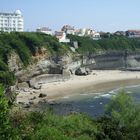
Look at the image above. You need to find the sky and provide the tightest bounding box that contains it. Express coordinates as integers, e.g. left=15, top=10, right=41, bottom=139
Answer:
left=0, top=0, right=140, bottom=32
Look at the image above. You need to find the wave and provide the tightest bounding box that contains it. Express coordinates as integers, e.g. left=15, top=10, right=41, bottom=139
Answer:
left=80, top=93, right=89, bottom=96
left=125, top=84, right=140, bottom=89
left=108, top=87, right=121, bottom=94
left=62, top=96, right=70, bottom=99
left=100, top=93, right=112, bottom=98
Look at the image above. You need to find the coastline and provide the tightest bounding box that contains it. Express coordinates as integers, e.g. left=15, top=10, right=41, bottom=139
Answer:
left=16, top=70, right=140, bottom=105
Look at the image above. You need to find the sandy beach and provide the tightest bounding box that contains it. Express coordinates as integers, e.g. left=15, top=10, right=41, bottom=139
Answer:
left=16, top=70, right=140, bottom=104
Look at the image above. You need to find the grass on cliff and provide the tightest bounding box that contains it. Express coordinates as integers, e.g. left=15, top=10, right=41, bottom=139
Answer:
left=0, top=32, right=70, bottom=66
left=0, top=32, right=71, bottom=86
left=68, top=34, right=140, bottom=54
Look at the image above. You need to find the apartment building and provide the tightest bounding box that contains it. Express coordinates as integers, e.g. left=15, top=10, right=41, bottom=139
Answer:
left=36, top=27, right=53, bottom=35
left=0, top=10, right=24, bottom=32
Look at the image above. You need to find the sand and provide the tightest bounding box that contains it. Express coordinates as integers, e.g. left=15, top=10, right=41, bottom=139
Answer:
left=16, top=70, right=140, bottom=104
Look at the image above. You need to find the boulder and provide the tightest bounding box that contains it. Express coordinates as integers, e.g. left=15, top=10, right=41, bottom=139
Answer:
left=85, top=68, right=92, bottom=75
left=17, top=82, right=29, bottom=90
left=29, top=96, right=36, bottom=100
left=75, top=67, right=88, bottom=76
left=24, top=103, right=31, bottom=108
left=29, top=101, right=34, bottom=105
left=38, top=93, right=47, bottom=98
left=33, top=84, right=42, bottom=90
left=18, top=101, right=25, bottom=105
left=18, top=102, right=31, bottom=108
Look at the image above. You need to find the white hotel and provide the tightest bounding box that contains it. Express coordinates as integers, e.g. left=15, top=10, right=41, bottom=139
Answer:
left=0, top=10, right=24, bottom=32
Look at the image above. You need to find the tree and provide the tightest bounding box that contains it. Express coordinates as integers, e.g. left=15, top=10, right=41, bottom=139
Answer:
left=98, top=92, right=140, bottom=140
left=0, top=85, right=12, bottom=139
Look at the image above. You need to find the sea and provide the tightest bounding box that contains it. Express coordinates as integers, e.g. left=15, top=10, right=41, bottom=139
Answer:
left=49, top=85, right=140, bottom=118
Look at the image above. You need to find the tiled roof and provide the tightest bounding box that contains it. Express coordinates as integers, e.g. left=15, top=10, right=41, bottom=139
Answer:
left=127, top=30, right=140, bottom=34
left=62, top=25, right=75, bottom=30
left=38, top=27, right=52, bottom=31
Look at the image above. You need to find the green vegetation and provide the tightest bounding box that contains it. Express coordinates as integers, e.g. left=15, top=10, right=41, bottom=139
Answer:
left=0, top=32, right=70, bottom=66
left=0, top=85, right=15, bottom=140
left=98, top=92, right=140, bottom=140
left=0, top=85, right=139, bottom=140
left=68, top=34, right=140, bottom=54
left=0, top=32, right=70, bottom=86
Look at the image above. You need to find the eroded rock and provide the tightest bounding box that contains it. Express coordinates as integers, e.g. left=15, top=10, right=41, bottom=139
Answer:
left=17, top=82, right=29, bottom=90
left=75, top=67, right=89, bottom=75
left=38, top=93, right=47, bottom=98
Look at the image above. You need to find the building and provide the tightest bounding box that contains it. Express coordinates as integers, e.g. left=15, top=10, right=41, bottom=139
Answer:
left=55, top=31, right=70, bottom=43
left=0, top=10, right=24, bottom=32
left=75, top=29, right=82, bottom=36
left=114, top=31, right=126, bottom=36
left=36, top=27, right=53, bottom=35
left=92, top=32, right=101, bottom=40
left=75, top=28, right=100, bottom=40
left=126, top=30, right=140, bottom=38
left=61, top=25, right=75, bottom=35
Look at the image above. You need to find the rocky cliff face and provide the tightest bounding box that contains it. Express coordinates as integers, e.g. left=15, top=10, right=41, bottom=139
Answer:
left=126, top=54, right=140, bottom=68
left=8, top=52, right=82, bottom=89
left=8, top=51, right=23, bottom=72
left=87, top=51, right=140, bottom=70
left=8, top=50, right=140, bottom=90
left=92, top=52, right=125, bottom=70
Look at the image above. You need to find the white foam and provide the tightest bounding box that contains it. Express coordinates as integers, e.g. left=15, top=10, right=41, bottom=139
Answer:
left=94, top=96, right=100, bottom=99
left=125, top=84, right=140, bottom=89
left=100, top=93, right=112, bottom=98
left=109, top=88, right=121, bottom=94
left=62, top=96, right=70, bottom=99
left=127, top=91, right=132, bottom=94
left=80, top=93, right=88, bottom=96
left=108, top=84, right=140, bottom=95
left=89, top=92, right=102, bottom=95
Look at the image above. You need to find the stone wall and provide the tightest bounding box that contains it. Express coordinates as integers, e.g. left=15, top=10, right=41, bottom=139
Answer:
left=29, top=74, right=70, bottom=89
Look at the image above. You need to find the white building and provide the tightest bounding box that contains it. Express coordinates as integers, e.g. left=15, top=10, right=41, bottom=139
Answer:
left=75, top=28, right=92, bottom=36
left=36, top=27, right=53, bottom=35
left=92, top=32, right=100, bottom=40
left=55, top=31, right=70, bottom=43
left=0, top=10, right=24, bottom=32
left=75, top=28, right=100, bottom=40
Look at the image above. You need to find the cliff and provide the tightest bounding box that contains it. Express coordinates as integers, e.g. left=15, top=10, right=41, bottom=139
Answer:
left=8, top=50, right=140, bottom=91
left=90, top=51, right=140, bottom=70
left=1, top=32, right=140, bottom=91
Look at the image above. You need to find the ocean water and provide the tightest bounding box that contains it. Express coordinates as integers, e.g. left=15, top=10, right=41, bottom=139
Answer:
left=50, top=85, right=140, bottom=118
